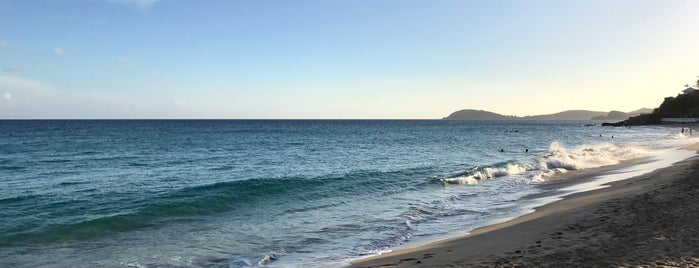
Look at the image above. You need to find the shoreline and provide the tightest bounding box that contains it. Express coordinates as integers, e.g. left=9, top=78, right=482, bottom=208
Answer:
left=351, top=148, right=699, bottom=267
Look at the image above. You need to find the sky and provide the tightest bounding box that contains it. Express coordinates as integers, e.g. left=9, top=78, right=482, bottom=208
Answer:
left=1, top=0, right=698, bottom=119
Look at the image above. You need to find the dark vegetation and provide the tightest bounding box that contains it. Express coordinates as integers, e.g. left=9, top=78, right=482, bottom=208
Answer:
left=607, top=90, right=699, bottom=126
left=592, top=109, right=653, bottom=120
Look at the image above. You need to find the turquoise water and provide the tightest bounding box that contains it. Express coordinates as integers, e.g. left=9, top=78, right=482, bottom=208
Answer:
left=0, top=120, right=691, bottom=267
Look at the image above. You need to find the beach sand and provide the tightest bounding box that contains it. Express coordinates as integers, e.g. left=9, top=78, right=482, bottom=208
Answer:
left=352, top=150, right=699, bottom=267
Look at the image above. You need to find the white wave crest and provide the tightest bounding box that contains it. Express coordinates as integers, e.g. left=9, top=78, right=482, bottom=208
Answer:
left=528, top=168, right=568, bottom=183
left=670, top=132, right=689, bottom=139
left=537, top=141, right=646, bottom=170
left=440, top=164, right=531, bottom=185
left=441, top=141, right=647, bottom=185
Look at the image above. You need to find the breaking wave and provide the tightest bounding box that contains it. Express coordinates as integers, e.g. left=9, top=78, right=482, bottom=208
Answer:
left=440, top=141, right=647, bottom=185
left=439, top=163, right=531, bottom=185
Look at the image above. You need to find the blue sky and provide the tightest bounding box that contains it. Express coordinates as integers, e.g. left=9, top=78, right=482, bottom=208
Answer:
left=1, top=0, right=698, bottom=119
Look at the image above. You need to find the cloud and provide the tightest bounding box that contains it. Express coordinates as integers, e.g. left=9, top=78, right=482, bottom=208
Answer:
left=0, top=41, right=11, bottom=53
left=0, top=74, right=175, bottom=119
left=53, top=47, right=66, bottom=56
left=0, top=75, right=52, bottom=91
left=108, top=0, right=160, bottom=8
left=0, top=75, right=53, bottom=113
left=117, top=57, right=132, bottom=63
left=4, top=68, right=26, bottom=74
left=0, top=75, right=129, bottom=118
left=172, top=98, right=188, bottom=109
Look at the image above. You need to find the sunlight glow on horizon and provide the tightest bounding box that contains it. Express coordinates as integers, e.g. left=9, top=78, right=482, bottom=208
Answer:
left=1, top=0, right=698, bottom=119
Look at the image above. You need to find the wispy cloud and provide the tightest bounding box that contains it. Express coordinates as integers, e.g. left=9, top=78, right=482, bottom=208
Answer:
left=109, top=0, right=160, bottom=9
left=0, top=41, right=11, bottom=53
left=0, top=75, right=52, bottom=111
left=172, top=98, right=188, bottom=109
left=0, top=75, right=53, bottom=93
left=4, top=68, right=26, bottom=74
left=0, top=74, right=166, bottom=119
left=117, top=57, right=133, bottom=63
left=53, top=47, right=66, bottom=56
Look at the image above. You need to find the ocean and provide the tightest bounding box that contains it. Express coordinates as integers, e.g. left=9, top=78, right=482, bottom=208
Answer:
left=0, top=120, right=695, bottom=267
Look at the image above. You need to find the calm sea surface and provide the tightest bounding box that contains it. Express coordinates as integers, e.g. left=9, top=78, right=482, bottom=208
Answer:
left=0, top=120, right=693, bottom=267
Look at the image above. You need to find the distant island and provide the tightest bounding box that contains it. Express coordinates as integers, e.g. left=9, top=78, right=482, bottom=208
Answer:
left=444, top=77, right=699, bottom=123
left=442, top=109, right=652, bottom=121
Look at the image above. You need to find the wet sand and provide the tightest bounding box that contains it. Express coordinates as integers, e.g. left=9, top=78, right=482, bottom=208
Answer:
left=352, top=151, right=699, bottom=267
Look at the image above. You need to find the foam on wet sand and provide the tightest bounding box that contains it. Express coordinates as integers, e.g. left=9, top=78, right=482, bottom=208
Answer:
left=351, top=145, right=699, bottom=267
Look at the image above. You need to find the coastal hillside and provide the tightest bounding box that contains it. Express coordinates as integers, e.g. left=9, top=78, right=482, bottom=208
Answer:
left=442, top=109, right=640, bottom=120
left=522, top=110, right=607, bottom=120
left=442, top=109, right=517, bottom=120
left=591, top=108, right=654, bottom=120
left=618, top=89, right=699, bottom=125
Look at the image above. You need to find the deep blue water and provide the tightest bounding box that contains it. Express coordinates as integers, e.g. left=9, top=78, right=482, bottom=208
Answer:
left=0, top=120, right=690, bottom=267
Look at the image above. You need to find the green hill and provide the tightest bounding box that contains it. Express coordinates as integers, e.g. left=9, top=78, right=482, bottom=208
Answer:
left=611, top=90, right=699, bottom=125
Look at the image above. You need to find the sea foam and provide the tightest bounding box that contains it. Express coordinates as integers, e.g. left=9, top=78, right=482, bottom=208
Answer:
left=440, top=164, right=531, bottom=185
left=441, top=141, right=647, bottom=185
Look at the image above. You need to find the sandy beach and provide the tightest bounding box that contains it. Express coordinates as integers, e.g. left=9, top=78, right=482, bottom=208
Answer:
left=352, top=150, right=699, bottom=267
